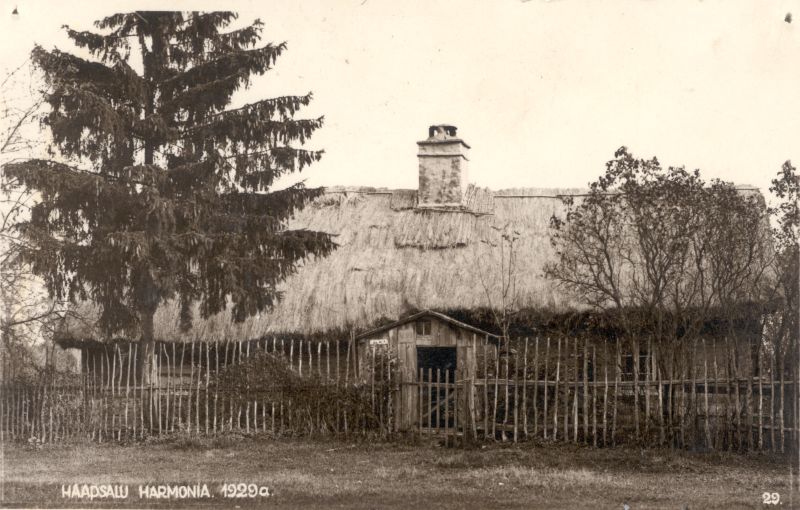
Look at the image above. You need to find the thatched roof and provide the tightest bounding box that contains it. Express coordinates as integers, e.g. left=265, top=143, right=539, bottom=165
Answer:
left=57, top=185, right=591, bottom=345
left=56, top=183, right=768, bottom=346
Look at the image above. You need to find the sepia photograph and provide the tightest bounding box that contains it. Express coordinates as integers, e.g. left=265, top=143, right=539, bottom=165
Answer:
left=0, top=0, right=798, bottom=508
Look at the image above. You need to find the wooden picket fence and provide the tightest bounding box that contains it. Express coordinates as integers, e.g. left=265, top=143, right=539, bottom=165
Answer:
left=0, top=337, right=395, bottom=443
left=1, top=335, right=798, bottom=452
left=409, top=336, right=800, bottom=451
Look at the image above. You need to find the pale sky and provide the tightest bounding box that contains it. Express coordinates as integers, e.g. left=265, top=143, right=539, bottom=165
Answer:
left=2, top=0, right=798, bottom=198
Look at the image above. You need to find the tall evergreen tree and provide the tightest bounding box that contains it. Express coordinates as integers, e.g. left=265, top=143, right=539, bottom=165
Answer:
left=3, top=11, right=334, bottom=381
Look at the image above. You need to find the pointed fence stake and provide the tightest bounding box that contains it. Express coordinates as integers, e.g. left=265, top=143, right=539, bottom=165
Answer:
left=583, top=337, right=589, bottom=444
left=513, top=343, right=519, bottom=443
left=543, top=337, right=550, bottom=440
left=553, top=338, right=561, bottom=442
left=532, top=337, right=540, bottom=440
left=522, top=337, right=529, bottom=439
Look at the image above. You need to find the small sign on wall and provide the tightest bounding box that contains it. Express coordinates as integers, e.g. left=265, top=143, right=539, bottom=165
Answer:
left=369, top=338, right=388, bottom=346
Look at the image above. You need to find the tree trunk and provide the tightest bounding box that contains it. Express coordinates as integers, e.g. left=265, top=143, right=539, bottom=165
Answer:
left=137, top=310, right=156, bottom=386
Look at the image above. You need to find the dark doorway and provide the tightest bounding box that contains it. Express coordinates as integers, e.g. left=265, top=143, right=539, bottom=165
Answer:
left=417, top=346, right=457, bottom=429
left=417, top=346, right=456, bottom=381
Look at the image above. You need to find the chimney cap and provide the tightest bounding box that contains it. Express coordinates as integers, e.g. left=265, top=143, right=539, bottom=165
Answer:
left=428, top=125, right=458, bottom=138
left=418, top=124, right=471, bottom=148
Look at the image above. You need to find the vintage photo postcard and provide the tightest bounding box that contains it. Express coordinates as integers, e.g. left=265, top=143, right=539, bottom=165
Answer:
left=1, top=0, right=798, bottom=508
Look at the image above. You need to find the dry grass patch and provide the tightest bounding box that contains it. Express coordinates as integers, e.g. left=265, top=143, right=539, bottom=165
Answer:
left=1, top=439, right=793, bottom=509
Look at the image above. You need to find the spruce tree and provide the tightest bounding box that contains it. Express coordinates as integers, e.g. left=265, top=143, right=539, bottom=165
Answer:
left=3, top=11, right=334, bottom=382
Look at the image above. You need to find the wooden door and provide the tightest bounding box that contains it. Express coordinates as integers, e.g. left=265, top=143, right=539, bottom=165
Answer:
left=397, top=324, right=417, bottom=431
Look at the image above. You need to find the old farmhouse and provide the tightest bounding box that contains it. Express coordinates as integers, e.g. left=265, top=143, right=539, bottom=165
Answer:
left=49, top=125, right=778, bottom=446
left=59, top=124, right=595, bottom=367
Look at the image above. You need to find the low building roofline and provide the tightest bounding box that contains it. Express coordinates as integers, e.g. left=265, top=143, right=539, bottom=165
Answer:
left=355, top=309, right=499, bottom=341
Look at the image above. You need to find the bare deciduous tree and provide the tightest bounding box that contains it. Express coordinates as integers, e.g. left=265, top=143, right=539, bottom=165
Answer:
left=1, top=60, right=75, bottom=377
left=764, top=161, right=799, bottom=376
left=546, top=147, right=772, bottom=380
left=476, top=222, right=521, bottom=345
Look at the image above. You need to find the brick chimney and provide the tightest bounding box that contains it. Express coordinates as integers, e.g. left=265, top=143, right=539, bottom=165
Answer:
left=417, top=125, right=470, bottom=207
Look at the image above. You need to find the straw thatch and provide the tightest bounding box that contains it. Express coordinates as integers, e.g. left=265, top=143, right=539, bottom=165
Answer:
left=57, top=184, right=591, bottom=345
left=55, top=183, right=767, bottom=345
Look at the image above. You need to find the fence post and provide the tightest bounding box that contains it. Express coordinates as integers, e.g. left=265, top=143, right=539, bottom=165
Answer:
left=731, top=342, right=742, bottom=451
left=583, top=337, right=589, bottom=444
left=12, top=384, right=16, bottom=440
left=532, top=337, right=539, bottom=441
left=386, top=341, right=392, bottom=435
left=206, top=342, right=211, bottom=436
left=513, top=342, right=519, bottom=443
left=603, top=343, right=608, bottom=446
left=157, top=344, right=165, bottom=435
left=352, top=331, right=359, bottom=382
left=780, top=349, right=786, bottom=453
left=454, top=367, right=460, bottom=442
left=613, top=342, right=620, bottom=446
left=572, top=337, right=577, bottom=443
left=161, top=344, right=169, bottom=435
left=633, top=337, right=640, bottom=443
left=483, top=336, right=489, bottom=440
left=170, top=343, right=178, bottom=433
left=124, top=343, right=131, bottom=439
left=418, top=368, right=424, bottom=436
left=317, top=342, right=322, bottom=380
left=298, top=339, right=303, bottom=377
left=690, top=340, right=697, bottom=448
left=493, top=344, right=499, bottom=440
left=343, top=337, right=350, bottom=385
left=326, top=341, right=331, bottom=382
left=444, top=369, right=450, bottom=445
left=758, top=347, right=764, bottom=450
left=543, top=337, right=550, bottom=440
left=235, top=342, right=241, bottom=431
left=50, top=372, right=57, bottom=443
left=503, top=344, right=509, bottom=441
left=713, top=338, right=720, bottom=450
left=0, top=375, right=4, bottom=442
left=522, top=337, right=529, bottom=440
left=102, top=346, right=109, bottom=441
left=592, top=345, right=597, bottom=447
left=466, top=372, right=478, bottom=441
left=746, top=348, right=753, bottom=450
left=645, top=337, right=652, bottom=440
left=371, top=346, right=376, bottom=412
left=679, top=348, right=686, bottom=448
left=111, top=344, right=118, bottom=441
left=703, top=339, right=711, bottom=449
left=335, top=339, right=340, bottom=388
left=436, top=368, right=441, bottom=435
left=428, top=368, right=433, bottom=434
left=188, top=342, right=194, bottom=435
left=656, top=346, right=665, bottom=446
left=214, top=341, right=219, bottom=435
left=553, top=338, right=561, bottom=442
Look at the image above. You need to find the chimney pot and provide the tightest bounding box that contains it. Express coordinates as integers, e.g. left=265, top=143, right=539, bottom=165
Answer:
left=428, top=125, right=458, bottom=139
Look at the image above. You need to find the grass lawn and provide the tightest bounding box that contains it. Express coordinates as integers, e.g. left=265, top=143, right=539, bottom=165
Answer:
left=0, top=436, right=794, bottom=509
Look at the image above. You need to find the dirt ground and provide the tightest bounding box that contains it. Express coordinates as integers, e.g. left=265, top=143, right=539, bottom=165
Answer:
left=0, top=436, right=794, bottom=509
